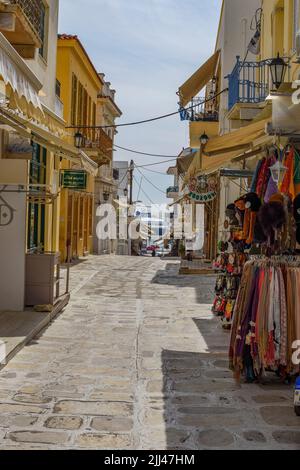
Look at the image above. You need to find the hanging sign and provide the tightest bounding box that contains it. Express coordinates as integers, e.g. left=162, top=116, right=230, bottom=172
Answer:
left=189, top=191, right=217, bottom=202
left=187, top=175, right=217, bottom=202
left=61, top=170, right=87, bottom=190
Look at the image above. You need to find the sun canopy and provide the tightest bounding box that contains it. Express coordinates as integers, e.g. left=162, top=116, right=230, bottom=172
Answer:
left=0, top=32, right=43, bottom=120
left=204, top=119, right=269, bottom=157
left=0, top=107, right=99, bottom=176
left=178, top=50, right=220, bottom=108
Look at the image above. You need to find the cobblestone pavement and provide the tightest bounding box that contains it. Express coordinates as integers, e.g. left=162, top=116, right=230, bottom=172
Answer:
left=0, top=256, right=299, bottom=450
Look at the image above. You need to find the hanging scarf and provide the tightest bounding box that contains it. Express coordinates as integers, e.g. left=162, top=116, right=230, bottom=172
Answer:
left=280, top=147, right=295, bottom=199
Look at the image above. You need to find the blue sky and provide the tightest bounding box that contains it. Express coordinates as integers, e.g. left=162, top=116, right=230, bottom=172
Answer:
left=59, top=0, right=222, bottom=204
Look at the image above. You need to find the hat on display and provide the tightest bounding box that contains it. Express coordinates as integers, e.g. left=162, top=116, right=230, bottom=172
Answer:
left=258, top=201, right=287, bottom=237
left=225, top=204, right=239, bottom=226
left=269, top=192, right=285, bottom=205
left=296, top=225, right=300, bottom=244
left=244, top=192, right=262, bottom=212
left=253, top=218, right=267, bottom=243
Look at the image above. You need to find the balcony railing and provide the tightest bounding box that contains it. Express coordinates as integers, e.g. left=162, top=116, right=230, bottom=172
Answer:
left=9, top=0, right=44, bottom=41
left=227, top=56, right=290, bottom=111
left=180, top=97, right=219, bottom=122
left=81, top=128, right=113, bottom=160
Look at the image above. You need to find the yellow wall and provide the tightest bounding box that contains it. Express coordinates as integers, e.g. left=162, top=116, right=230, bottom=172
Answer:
left=57, top=38, right=102, bottom=136
left=57, top=38, right=99, bottom=260
left=260, top=0, right=300, bottom=81
left=189, top=121, right=219, bottom=148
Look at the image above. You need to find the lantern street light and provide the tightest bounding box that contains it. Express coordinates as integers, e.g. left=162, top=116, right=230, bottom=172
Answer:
left=74, top=131, right=84, bottom=149
left=200, top=132, right=209, bottom=146
left=103, top=191, right=110, bottom=202
left=123, top=188, right=128, bottom=198
left=269, top=53, right=288, bottom=90
left=270, top=160, right=288, bottom=185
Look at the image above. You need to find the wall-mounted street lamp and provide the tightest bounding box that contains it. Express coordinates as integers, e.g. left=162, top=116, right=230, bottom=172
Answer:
left=103, top=191, right=110, bottom=202
left=74, top=131, right=84, bottom=149
left=200, top=132, right=209, bottom=146
left=123, top=188, right=128, bottom=197
left=269, top=53, right=288, bottom=90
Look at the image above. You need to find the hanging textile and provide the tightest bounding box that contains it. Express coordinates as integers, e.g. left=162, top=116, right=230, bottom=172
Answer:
left=229, top=257, right=300, bottom=381
left=280, top=147, right=296, bottom=200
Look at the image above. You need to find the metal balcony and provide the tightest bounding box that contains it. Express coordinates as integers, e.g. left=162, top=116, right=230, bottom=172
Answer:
left=0, top=0, right=44, bottom=57
left=180, top=97, right=219, bottom=122
left=81, top=128, right=113, bottom=165
left=227, top=56, right=289, bottom=111
left=10, top=0, right=43, bottom=38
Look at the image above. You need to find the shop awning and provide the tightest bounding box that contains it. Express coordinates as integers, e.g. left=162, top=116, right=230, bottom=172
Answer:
left=184, top=118, right=270, bottom=180
left=204, top=118, right=269, bottom=157
left=177, top=148, right=197, bottom=175
left=178, top=50, right=220, bottom=107
left=0, top=32, right=43, bottom=120
left=0, top=107, right=99, bottom=176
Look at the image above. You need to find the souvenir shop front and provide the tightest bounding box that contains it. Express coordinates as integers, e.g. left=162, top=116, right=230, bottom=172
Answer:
left=212, top=142, right=300, bottom=388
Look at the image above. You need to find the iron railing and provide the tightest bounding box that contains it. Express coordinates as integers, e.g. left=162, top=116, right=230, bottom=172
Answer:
left=81, top=128, right=113, bottom=159
left=9, top=0, right=44, bottom=40
left=227, top=56, right=290, bottom=110
left=180, top=97, right=219, bottom=122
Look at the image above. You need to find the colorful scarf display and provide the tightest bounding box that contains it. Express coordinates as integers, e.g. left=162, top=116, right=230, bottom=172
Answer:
left=229, top=258, right=300, bottom=379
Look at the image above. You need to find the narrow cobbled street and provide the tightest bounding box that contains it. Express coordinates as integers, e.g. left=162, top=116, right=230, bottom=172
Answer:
left=0, top=256, right=298, bottom=450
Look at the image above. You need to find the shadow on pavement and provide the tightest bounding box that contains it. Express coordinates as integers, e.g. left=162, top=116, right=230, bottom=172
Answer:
left=151, top=262, right=216, bottom=306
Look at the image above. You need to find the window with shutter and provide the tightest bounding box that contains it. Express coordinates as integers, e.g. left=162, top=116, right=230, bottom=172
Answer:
left=71, top=74, right=78, bottom=126
left=294, top=0, right=300, bottom=51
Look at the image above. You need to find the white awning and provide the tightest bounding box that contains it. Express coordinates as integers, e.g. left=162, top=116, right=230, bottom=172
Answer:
left=79, top=150, right=99, bottom=177
left=0, top=32, right=43, bottom=119
left=0, top=107, right=99, bottom=176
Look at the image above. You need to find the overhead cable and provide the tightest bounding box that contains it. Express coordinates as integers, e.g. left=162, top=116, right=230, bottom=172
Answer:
left=113, top=144, right=177, bottom=158
left=66, top=88, right=228, bottom=130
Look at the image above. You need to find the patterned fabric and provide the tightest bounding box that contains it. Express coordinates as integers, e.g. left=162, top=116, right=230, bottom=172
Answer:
left=230, top=259, right=300, bottom=378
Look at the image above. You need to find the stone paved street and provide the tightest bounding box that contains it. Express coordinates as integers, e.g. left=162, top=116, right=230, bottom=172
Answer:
left=0, top=256, right=299, bottom=450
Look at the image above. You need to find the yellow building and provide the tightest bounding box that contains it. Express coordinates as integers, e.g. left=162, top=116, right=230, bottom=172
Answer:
left=56, top=35, right=106, bottom=261
left=0, top=1, right=97, bottom=310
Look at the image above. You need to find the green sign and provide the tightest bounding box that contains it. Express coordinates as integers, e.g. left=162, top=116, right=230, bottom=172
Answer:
left=189, top=191, right=217, bottom=202
left=61, top=170, right=87, bottom=190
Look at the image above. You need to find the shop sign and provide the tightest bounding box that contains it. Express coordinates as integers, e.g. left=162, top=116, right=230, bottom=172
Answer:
left=188, top=175, right=217, bottom=202
left=61, top=170, right=87, bottom=190
left=4, top=133, right=33, bottom=160
left=189, top=191, right=217, bottom=202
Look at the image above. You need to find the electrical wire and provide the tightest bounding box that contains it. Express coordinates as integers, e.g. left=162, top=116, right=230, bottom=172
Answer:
left=136, top=176, right=143, bottom=201
left=114, top=169, right=129, bottom=190
left=134, top=158, right=177, bottom=168
left=133, top=175, right=154, bottom=204
left=113, top=144, right=177, bottom=158
left=66, top=88, right=228, bottom=130
left=139, top=167, right=170, bottom=176
left=135, top=165, right=166, bottom=195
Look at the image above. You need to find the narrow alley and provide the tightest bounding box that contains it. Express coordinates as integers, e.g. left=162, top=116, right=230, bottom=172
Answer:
left=0, top=256, right=298, bottom=450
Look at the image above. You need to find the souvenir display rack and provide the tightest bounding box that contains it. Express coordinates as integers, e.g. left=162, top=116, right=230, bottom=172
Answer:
left=227, top=144, right=300, bottom=383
